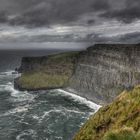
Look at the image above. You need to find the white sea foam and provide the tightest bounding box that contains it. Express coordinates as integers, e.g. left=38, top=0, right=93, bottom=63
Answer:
left=4, top=82, right=19, bottom=95
left=41, top=108, right=84, bottom=118
left=41, top=109, right=62, bottom=119
left=1, top=82, right=36, bottom=102
left=51, top=108, right=85, bottom=115
left=0, top=70, right=18, bottom=76
left=16, top=129, right=36, bottom=140
left=0, top=105, right=29, bottom=117
left=33, top=108, right=85, bottom=123
left=37, top=109, right=64, bottom=122
left=64, top=109, right=85, bottom=114
left=0, top=70, right=33, bottom=101
left=56, top=89, right=101, bottom=112
left=0, top=82, right=13, bottom=91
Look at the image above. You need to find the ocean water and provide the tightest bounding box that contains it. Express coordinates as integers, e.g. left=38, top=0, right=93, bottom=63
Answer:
left=0, top=49, right=100, bottom=140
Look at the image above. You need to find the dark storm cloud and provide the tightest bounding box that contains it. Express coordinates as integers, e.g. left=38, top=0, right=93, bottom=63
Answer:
left=91, top=0, right=110, bottom=11
left=119, top=32, right=140, bottom=43
left=9, top=0, right=99, bottom=26
left=0, top=0, right=111, bottom=26
left=0, top=0, right=140, bottom=26
left=0, top=11, right=8, bottom=23
left=100, top=0, right=140, bottom=23
left=101, top=8, right=140, bottom=23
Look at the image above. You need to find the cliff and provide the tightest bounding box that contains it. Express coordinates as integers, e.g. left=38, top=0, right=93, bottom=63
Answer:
left=15, top=44, right=140, bottom=104
left=72, top=86, right=140, bottom=140
left=68, top=44, right=140, bottom=104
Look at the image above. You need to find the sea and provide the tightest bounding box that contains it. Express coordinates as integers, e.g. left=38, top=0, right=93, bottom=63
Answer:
left=0, top=43, right=100, bottom=140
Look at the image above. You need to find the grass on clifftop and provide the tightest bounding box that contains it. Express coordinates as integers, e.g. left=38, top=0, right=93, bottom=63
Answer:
left=47, top=51, right=79, bottom=63
left=18, top=72, right=69, bottom=89
left=73, top=86, right=140, bottom=140
left=17, top=51, right=79, bottom=89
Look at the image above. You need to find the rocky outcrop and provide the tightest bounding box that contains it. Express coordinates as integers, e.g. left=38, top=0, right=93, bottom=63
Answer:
left=67, top=44, right=140, bottom=104
left=15, top=44, right=140, bottom=104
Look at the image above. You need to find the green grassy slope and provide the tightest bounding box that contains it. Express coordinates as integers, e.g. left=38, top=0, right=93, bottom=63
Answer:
left=73, top=86, right=140, bottom=140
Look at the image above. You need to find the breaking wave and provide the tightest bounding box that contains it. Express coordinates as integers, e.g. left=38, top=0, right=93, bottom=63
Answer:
left=1, top=82, right=36, bottom=102
left=57, top=89, right=101, bottom=111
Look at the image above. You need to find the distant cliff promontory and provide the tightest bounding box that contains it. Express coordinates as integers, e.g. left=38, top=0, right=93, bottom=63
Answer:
left=14, top=52, right=79, bottom=91
left=15, top=44, right=140, bottom=104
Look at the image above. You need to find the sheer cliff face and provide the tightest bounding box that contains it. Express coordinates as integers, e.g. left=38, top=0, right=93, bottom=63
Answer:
left=68, top=44, right=140, bottom=104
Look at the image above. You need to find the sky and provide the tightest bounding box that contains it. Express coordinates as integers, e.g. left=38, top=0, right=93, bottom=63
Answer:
left=0, top=0, right=140, bottom=49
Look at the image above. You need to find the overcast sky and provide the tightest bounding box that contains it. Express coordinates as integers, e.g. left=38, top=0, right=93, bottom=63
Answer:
left=0, top=0, right=140, bottom=48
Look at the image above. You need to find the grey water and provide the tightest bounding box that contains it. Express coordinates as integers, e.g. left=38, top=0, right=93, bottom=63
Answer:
left=0, top=48, right=99, bottom=140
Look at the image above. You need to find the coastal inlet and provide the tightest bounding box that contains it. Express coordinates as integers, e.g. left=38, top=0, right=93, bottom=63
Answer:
left=0, top=70, right=100, bottom=140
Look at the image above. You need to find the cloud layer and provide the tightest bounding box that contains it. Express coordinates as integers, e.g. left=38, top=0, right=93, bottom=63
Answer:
left=0, top=0, right=140, bottom=26
left=0, top=0, right=140, bottom=46
left=0, top=20, right=140, bottom=44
